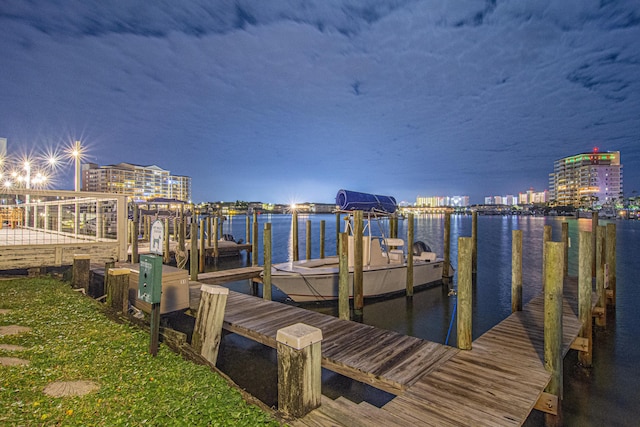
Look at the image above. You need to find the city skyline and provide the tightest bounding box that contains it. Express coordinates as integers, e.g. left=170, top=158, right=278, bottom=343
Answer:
left=1, top=2, right=639, bottom=204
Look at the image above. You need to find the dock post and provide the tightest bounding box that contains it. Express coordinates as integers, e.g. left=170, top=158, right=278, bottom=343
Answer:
left=207, top=216, right=212, bottom=248
left=338, top=232, right=349, bottom=320
left=306, top=219, right=312, bottom=260
left=213, top=217, right=219, bottom=259
left=511, top=230, right=523, bottom=312
left=578, top=230, right=593, bottom=367
left=406, top=213, right=414, bottom=297
left=163, top=218, right=170, bottom=264
left=606, top=223, right=616, bottom=308
left=246, top=214, right=250, bottom=249
left=335, top=212, right=340, bottom=255
left=591, top=211, right=598, bottom=277
left=443, top=211, right=451, bottom=285
left=353, top=210, right=364, bottom=315
left=199, top=219, right=206, bottom=272
left=471, top=211, right=478, bottom=276
left=263, top=223, right=272, bottom=301
left=252, top=212, right=258, bottom=267
left=595, top=226, right=607, bottom=327
left=132, top=205, right=139, bottom=264
left=544, top=241, right=564, bottom=426
left=106, top=268, right=130, bottom=314
left=190, top=222, right=198, bottom=281
left=457, top=237, right=472, bottom=350
left=72, top=254, right=91, bottom=292
left=292, top=211, right=299, bottom=262
left=192, top=284, right=229, bottom=366
left=543, top=225, right=552, bottom=280
left=562, top=222, right=569, bottom=277
left=276, top=323, right=323, bottom=418
left=320, top=220, right=325, bottom=259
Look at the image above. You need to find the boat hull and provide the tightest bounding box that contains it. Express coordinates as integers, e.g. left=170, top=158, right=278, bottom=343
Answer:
left=270, top=257, right=444, bottom=302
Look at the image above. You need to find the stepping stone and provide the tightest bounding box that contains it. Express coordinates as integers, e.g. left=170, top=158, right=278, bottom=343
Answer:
left=0, top=357, right=29, bottom=366
left=0, top=325, right=32, bottom=336
left=0, top=309, right=11, bottom=315
left=0, top=344, right=27, bottom=351
left=43, top=380, right=100, bottom=397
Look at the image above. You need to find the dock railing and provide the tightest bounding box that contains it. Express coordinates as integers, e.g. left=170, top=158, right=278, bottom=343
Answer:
left=0, top=189, right=128, bottom=269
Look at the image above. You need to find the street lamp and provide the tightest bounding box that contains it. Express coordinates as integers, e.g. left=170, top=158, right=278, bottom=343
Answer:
left=71, top=140, right=82, bottom=192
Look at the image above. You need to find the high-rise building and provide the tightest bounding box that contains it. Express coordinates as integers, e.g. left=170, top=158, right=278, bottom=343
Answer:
left=82, top=162, right=191, bottom=202
left=549, top=149, right=622, bottom=207
left=416, top=195, right=469, bottom=207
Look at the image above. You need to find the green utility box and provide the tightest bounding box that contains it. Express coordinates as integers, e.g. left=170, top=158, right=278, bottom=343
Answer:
left=138, top=254, right=163, bottom=304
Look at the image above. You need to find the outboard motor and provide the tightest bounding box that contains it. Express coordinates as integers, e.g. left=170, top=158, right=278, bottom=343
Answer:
left=413, top=241, right=431, bottom=256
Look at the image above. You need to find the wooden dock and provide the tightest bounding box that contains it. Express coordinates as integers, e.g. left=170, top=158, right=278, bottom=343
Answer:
left=196, top=267, right=263, bottom=286
left=189, top=276, right=585, bottom=426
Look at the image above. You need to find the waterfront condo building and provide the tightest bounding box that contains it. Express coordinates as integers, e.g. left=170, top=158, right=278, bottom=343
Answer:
left=82, top=162, right=191, bottom=202
left=548, top=149, right=622, bottom=207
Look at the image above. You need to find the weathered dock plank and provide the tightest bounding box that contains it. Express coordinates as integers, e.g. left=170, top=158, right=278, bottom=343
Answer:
left=197, top=267, right=263, bottom=285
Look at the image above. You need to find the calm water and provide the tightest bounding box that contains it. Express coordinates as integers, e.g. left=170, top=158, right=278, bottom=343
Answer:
left=210, top=213, right=640, bottom=426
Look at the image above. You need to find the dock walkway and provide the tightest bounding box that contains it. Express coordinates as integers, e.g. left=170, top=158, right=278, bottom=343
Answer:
left=191, top=276, right=583, bottom=426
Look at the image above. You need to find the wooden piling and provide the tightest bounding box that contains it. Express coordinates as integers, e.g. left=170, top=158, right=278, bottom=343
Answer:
left=353, top=210, right=364, bottom=315
left=190, top=222, right=198, bottom=281
left=207, top=216, right=212, bottom=248
left=335, top=212, right=340, bottom=255
left=591, top=211, right=598, bottom=277
left=606, top=223, right=616, bottom=308
left=443, top=212, right=451, bottom=285
left=72, top=254, right=90, bottom=292
left=292, top=211, right=299, bottom=262
left=252, top=212, right=258, bottom=267
left=306, top=219, right=312, bottom=260
left=103, top=259, right=115, bottom=299
left=276, top=323, right=323, bottom=418
left=132, top=205, right=139, bottom=264
left=192, top=284, right=229, bottom=366
left=163, top=218, right=170, bottom=264
left=406, top=213, right=414, bottom=297
left=471, top=211, right=478, bottom=275
left=562, top=222, right=569, bottom=278
left=457, top=237, right=472, bottom=350
left=543, top=225, right=552, bottom=280
left=246, top=214, right=251, bottom=249
left=595, top=225, right=607, bottom=327
left=199, top=219, right=206, bottom=272
left=263, top=223, right=272, bottom=301
left=511, top=230, right=523, bottom=312
left=213, top=217, right=219, bottom=258
left=320, top=220, right=325, bottom=259
left=578, top=230, right=593, bottom=367
left=338, top=232, right=349, bottom=320
left=543, top=241, right=564, bottom=426
left=106, top=268, right=129, bottom=314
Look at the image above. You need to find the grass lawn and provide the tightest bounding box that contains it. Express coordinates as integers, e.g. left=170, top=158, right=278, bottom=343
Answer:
left=0, top=277, right=281, bottom=426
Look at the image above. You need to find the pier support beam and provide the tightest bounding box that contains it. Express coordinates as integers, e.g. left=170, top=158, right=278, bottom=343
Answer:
left=320, top=220, right=326, bottom=259
left=457, top=237, right=472, bottom=350
left=544, top=241, right=564, bottom=426
left=263, top=223, right=272, bottom=301
left=277, top=323, right=322, bottom=418
left=252, top=212, right=258, bottom=267
left=353, top=210, right=364, bottom=315
left=72, top=254, right=91, bottom=292
left=106, top=268, right=130, bottom=314
left=306, top=219, right=312, bottom=260
left=406, top=213, right=414, bottom=297
left=595, top=226, right=607, bottom=328
left=606, top=223, right=616, bottom=308
left=562, top=222, right=569, bottom=277
left=338, top=232, right=349, bottom=320
left=511, top=230, right=522, bottom=312
left=192, top=284, right=229, bottom=366
left=443, top=212, right=451, bottom=286
left=471, top=211, right=478, bottom=276
left=292, top=211, right=299, bottom=262
left=578, top=230, right=593, bottom=367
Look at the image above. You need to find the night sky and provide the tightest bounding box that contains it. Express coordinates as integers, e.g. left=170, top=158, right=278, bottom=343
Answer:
left=1, top=1, right=638, bottom=204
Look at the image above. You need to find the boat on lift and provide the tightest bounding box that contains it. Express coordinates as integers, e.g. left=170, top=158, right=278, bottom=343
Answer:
left=268, top=190, right=444, bottom=302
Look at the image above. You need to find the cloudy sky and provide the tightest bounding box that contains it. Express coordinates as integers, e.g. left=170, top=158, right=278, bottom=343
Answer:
left=1, top=0, right=638, bottom=204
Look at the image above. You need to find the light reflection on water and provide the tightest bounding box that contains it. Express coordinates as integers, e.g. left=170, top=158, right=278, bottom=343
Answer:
left=212, top=214, right=640, bottom=425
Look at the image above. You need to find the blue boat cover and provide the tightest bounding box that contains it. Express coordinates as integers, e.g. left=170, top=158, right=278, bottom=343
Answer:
left=335, top=189, right=397, bottom=213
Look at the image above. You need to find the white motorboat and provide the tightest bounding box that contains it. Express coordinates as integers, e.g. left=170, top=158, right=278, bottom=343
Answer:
left=269, top=210, right=444, bottom=303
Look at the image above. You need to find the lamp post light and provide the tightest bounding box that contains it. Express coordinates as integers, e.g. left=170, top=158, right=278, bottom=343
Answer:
left=71, top=140, right=82, bottom=192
